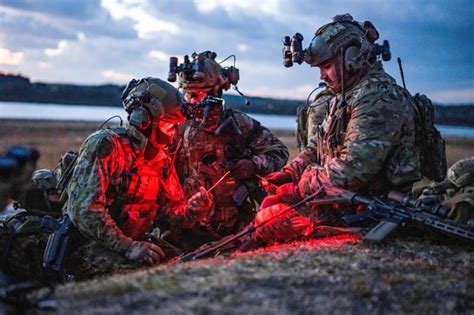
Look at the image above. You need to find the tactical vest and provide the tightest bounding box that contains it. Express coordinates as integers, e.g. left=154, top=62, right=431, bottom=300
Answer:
left=314, top=67, right=421, bottom=193
left=315, top=96, right=347, bottom=169
left=175, top=112, right=254, bottom=236
left=105, top=128, right=181, bottom=240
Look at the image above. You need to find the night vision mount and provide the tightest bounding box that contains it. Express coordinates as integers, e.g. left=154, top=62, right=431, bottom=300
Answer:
left=167, top=51, right=240, bottom=87
left=282, top=33, right=391, bottom=68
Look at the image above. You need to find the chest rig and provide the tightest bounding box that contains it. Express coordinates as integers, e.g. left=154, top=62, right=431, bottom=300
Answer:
left=106, top=128, right=174, bottom=240
left=316, top=96, right=349, bottom=167
left=178, top=112, right=253, bottom=235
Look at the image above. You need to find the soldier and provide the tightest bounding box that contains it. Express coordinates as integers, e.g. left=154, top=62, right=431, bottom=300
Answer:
left=418, top=157, right=474, bottom=227
left=0, top=78, right=214, bottom=281
left=165, top=51, right=289, bottom=250
left=256, top=14, right=422, bottom=244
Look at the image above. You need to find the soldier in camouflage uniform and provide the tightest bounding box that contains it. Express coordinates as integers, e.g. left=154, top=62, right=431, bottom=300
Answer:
left=166, top=51, right=289, bottom=250
left=0, top=78, right=214, bottom=280
left=256, top=14, right=422, bottom=244
left=417, top=157, right=474, bottom=227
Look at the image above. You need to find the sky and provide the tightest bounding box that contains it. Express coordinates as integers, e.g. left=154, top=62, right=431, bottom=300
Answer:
left=0, top=0, right=473, bottom=104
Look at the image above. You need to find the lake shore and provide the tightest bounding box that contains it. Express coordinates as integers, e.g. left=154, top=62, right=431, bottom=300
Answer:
left=1, top=118, right=472, bottom=169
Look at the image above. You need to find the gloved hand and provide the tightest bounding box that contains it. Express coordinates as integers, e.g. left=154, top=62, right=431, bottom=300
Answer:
left=124, top=241, right=165, bottom=265
left=231, top=159, right=256, bottom=180
left=298, top=165, right=329, bottom=197
left=275, top=183, right=302, bottom=204
left=261, top=171, right=292, bottom=194
left=188, top=186, right=214, bottom=222
left=265, top=171, right=292, bottom=186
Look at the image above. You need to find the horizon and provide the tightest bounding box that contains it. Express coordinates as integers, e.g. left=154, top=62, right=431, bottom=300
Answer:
left=0, top=0, right=473, bottom=103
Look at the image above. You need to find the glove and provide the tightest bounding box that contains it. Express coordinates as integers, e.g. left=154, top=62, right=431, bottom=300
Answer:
left=275, top=183, right=302, bottom=204
left=298, top=165, right=329, bottom=197
left=231, top=159, right=256, bottom=180
left=261, top=171, right=292, bottom=194
left=124, top=241, right=165, bottom=266
left=265, top=171, right=292, bottom=186
left=188, top=186, right=214, bottom=222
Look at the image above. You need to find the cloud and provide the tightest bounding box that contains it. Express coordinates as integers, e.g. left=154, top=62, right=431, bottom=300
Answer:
left=149, top=50, right=172, bottom=62
left=102, top=69, right=134, bottom=83
left=0, top=0, right=472, bottom=104
left=1, top=0, right=102, bottom=20
left=0, top=47, right=24, bottom=65
left=44, top=40, right=68, bottom=57
left=101, top=0, right=179, bottom=39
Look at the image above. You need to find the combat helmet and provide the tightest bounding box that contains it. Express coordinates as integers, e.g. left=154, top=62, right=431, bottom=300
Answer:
left=306, top=14, right=389, bottom=72
left=178, top=51, right=235, bottom=96
left=121, top=77, right=185, bottom=130
left=447, top=157, right=474, bottom=188
left=31, top=169, right=58, bottom=191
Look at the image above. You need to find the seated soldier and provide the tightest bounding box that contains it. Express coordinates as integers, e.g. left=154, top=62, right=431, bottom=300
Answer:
left=0, top=78, right=213, bottom=281
left=256, top=14, right=422, bottom=244
left=163, top=51, right=289, bottom=250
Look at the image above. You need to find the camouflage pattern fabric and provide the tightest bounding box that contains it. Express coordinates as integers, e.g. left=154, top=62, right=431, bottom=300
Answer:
left=419, top=157, right=474, bottom=227
left=285, top=62, right=421, bottom=195
left=65, top=125, right=202, bottom=258
left=169, top=109, right=289, bottom=250
left=2, top=125, right=207, bottom=280
left=296, top=89, right=333, bottom=151
left=256, top=62, right=421, bottom=244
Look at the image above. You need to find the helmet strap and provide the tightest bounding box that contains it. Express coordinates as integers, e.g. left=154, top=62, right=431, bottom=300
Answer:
left=340, top=48, right=347, bottom=108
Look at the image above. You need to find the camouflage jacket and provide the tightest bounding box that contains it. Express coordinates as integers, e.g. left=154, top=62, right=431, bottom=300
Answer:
left=172, top=109, right=289, bottom=238
left=285, top=62, right=421, bottom=194
left=296, top=89, right=333, bottom=151
left=66, top=125, right=197, bottom=255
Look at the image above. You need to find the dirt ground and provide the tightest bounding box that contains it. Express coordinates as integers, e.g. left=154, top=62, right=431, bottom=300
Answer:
left=0, top=119, right=473, bottom=314
left=15, top=235, right=474, bottom=314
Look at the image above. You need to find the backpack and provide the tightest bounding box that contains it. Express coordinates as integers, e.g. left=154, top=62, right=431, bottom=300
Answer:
left=296, top=104, right=309, bottom=152
left=411, top=93, right=447, bottom=181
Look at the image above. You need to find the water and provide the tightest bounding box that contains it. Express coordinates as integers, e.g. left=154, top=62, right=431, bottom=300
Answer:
left=1, top=101, right=474, bottom=138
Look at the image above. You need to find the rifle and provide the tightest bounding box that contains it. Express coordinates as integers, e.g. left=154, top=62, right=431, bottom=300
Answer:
left=321, top=186, right=474, bottom=242
left=179, top=186, right=325, bottom=262
left=181, top=185, right=474, bottom=262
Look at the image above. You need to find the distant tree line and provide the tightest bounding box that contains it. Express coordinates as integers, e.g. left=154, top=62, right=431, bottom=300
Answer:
left=1, top=73, right=473, bottom=126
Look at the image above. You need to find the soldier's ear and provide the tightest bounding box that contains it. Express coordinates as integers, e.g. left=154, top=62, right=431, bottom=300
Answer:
left=344, top=45, right=362, bottom=73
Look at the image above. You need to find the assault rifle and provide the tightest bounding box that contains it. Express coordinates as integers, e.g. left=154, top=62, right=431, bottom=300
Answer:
left=179, top=186, right=326, bottom=262
left=179, top=185, right=474, bottom=261
left=323, top=186, right=474, bottom=242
